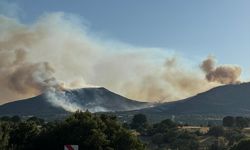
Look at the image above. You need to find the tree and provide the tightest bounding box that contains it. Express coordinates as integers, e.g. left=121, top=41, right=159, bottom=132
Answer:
left=223, top=116, right=235, bottom=127
left=147, top=118, right=199, bottom=149
left=0, top=116, right=11, bottom=122
left=27, top=117, right=45, bottom=125
left=208, top=126, right=224, bottom=137
left=28, top=111, right=145, bottom=150
left=225, top=129, right=245, bottom=146
left=9, top=121, right=40, bottom=150
left=235, top=117, right=248, bottom=128
left=0, top=122, right=11, bottom=150
left=170, top=131, right=199, bottom=150
left=149, top=119, right=177, bottom=135
left=11, top=115, right=21, bottom=123
left=209, top=137, right=227, bottom=150
left=130, top=114, right=148, bottom=132
left=113, top=129, right=145, bottom=150
left=151, top=133, right=164, bottom=146
left=231, top=139, right=250, bottom=150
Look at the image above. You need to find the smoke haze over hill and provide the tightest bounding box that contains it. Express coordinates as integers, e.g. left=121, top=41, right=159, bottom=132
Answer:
left=0, top=10, right=245, bottom=107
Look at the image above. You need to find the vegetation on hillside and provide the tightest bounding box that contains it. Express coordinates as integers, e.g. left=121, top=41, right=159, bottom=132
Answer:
left=0, top=111, right=144, bottom=150
left=1, top=113, right=250, bottom=150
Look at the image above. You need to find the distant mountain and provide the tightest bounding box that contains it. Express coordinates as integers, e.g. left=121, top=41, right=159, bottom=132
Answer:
left=139, top=82, right=250, bottom=116
left=0, top=87, right=149, bottom=117
left=2, top=83, right=250, bottom=120
left=0, top=94, right=67, bottom=118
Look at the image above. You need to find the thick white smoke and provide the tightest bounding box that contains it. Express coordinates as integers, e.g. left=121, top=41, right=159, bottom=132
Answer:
left=45, top=88, right=108, bottom=112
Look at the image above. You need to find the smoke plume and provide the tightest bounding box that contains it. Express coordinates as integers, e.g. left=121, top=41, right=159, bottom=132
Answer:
left=0, top=47, right=63, bottom=102
left=201, top=56, right=242, bottom=84
left=0, top=12, right=242, bottom=111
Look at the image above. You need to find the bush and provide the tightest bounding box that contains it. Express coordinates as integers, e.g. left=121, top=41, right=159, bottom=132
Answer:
left=151, top=133, right=164, bottom=146
left=235, top=117, right=249, bottom=128
left=208, top=126, right=224, bottom=137
left=130, top=114, right=148, bottom=133
left=170, top=131, right=199, bottom=150
left=30, top=111, right=144, bottom=150
left=231, top=139, right=250, bottom=150
left=225, top=129, right=245, bottom=146
left=149, top=119, right=177, bottom=135
left=27, top=117, right=45, bottom=125
left=0, top=112, right=145, bottom=150
left=223, top=116, right=235, bottom=127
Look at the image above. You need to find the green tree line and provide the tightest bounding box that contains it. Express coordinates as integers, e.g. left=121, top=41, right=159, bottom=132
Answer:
left=2, top=113, right=250, bottom=150
left=0, top=111, right=144, bottom=150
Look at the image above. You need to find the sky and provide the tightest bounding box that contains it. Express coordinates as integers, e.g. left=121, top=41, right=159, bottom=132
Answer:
left=7, top=0, right=248, bottom=79
left=3, top=0, right=250, bottom=78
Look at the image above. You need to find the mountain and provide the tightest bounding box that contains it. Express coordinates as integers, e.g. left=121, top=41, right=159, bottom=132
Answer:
left=0, top=87, right=149, bottom=118
left=2, top=83, right=250, bottom=120
left=138, top=82, right=250, bottom=116
left=0, top=94, right=67, bottom=118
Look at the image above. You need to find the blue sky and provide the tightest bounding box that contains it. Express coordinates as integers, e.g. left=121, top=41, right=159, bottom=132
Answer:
left=3, top=0, right=250, bottom=79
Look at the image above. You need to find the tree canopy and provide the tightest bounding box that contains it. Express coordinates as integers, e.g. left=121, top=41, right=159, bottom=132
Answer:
left=0, top=111, right=145, bottom=150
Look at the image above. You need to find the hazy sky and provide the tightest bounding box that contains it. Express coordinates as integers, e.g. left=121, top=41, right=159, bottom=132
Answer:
left=2, top=0, right=250, bottom=79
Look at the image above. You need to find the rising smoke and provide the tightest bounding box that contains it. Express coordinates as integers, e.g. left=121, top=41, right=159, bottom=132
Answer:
left=201, top=56, right=242, bottom=84
left=0, top=12, right=243, bottom=111
left=0, top=47, right=63, bottom=102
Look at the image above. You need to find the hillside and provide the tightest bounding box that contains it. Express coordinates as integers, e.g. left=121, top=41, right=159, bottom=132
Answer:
left=0, top=87, right=149, bottom=117
left=2, top=83, right=250, bottom=121
left=139, top=82, right=250, bottom=116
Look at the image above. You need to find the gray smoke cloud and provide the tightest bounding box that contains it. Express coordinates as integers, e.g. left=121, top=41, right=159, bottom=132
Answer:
left=201, top=56, right=242, bottom=84
left=0, top=12, right=241, bottom=112
left=0, top=47, right=63, bottom=102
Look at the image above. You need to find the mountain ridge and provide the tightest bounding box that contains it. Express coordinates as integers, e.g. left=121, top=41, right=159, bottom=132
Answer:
left=0, top=87, right=149, bottom=117
left=138, top=82, right=250, bottom=116
left=1, top=82, right=250, bottom=119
